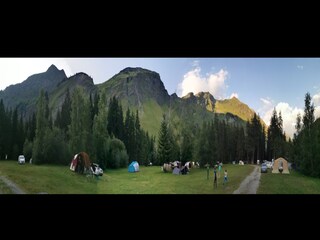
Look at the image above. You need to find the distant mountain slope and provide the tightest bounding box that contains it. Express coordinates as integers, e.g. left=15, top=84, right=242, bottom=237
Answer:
left=215, top=96, right=255, bottom=122
left=97, top=67, right=170, bottom=137
left=97, top=67, right=169, bottom=107
left=49, top=72, right=97, bottom=118
left=0, top=65, right=266, bottom=138
left=0, top=64, right=66, bottom=117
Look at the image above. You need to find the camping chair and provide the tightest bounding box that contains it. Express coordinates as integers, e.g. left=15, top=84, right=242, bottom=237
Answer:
left=86, top=165, right=101, bottom=181
left=85, top=167, right=95, bottom=181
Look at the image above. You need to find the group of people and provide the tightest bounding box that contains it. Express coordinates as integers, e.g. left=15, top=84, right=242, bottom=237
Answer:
left=213, top=162, right=228, bottom=188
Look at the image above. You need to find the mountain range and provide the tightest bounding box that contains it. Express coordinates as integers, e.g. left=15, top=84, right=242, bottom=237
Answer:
left=0, top=65, right=264, bottom=137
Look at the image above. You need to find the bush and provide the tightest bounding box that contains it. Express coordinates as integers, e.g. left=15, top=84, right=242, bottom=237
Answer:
left=93, top=136, right=110, bottom=170
left=23, top=139, right=33, bottom=162
left=107, top=138, right=128, bottom=169
left=42, top=127, right=71, bottom=165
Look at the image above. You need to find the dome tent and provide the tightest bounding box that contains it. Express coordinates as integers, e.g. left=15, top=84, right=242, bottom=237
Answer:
left=70, top=152, right=92, bottom=174
left=128, top=161, right=139, bottom=173
left=272, top=157, right=290, bottom=174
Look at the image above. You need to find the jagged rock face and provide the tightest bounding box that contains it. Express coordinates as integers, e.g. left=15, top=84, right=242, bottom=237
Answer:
left=101, top=67, right=170, bottom=106
left=50, top=72, right=96, bottom=119
left=182, top=91, right=216, bottom=111
left=58, top=72, right=94, bottom=89
left=182, top=92, right=197, bottom=104
left=195, top=92, right=216, bottom=111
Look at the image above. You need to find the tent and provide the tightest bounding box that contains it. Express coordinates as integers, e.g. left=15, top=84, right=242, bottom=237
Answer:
left=172, top=167, right=180, bottom=175
left=70, top=152, right=91, bottom=174
left=180, top=166, right=189, bottom=175
left=128, top=161, right=139, bottom=173
left=272, top=157, right=290, bottom=174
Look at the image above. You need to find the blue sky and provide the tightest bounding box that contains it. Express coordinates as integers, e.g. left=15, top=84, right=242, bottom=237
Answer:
left=1, top=58, right=320, bottom=138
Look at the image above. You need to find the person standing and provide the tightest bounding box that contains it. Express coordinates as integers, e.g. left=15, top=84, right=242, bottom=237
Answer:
left=223, top=169, right=228, bottom=185
left=218, top=162, right=222, bottom=178
left=213, top=165, right=217, bottom=188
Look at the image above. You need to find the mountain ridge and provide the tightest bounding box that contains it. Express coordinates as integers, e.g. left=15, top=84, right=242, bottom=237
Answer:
left=0, top=65, right=266, bottom=136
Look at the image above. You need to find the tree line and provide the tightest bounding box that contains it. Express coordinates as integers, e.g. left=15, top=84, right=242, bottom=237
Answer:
left=0, top=87, right=156, bottom=169
left=157, top=108, right=289, bottom=167
left=0, top=86, right=289, bottom=169
left=6, top=87, right=320, bottom=176
left=290, top=92, right=320, bottom=177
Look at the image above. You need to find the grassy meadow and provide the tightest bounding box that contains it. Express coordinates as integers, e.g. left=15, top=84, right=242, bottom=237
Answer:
left=0, top=161, right=253, bottom=194
left=258, top=169, right=320, bottom=194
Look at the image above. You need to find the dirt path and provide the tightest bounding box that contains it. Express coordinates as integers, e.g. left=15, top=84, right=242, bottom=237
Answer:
left=233, top=165, right=261, bottom=194
left=0, top=176, right=26, bottom=194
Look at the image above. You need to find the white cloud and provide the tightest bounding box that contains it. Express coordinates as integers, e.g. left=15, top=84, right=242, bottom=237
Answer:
left=0, top=58, right=73, bottom=90
left=258, top=97, right=274, bottom=119
left=259, top=94, right=320, bottom=138
left=312, top=93, right=320, bottom=106
left=315, top=106, right=320, bottom=119
left=177, top=66, right=228, bottom=99
left=297, top=65, right=304, bottom=70
left=261, top=100, right=303, bottom=139
left=229, top=93, right=239, bottom=99
left=260, top=97, right=272, bottom=106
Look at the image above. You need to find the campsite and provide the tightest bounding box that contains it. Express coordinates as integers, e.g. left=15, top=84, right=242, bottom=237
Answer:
left=2, top=59, right=320, bottom=195
left=3, top=160, right=320, bottom=194
left=0, top=161, right=254, bottom=194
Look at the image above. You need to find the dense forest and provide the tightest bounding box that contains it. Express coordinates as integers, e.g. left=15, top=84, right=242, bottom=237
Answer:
left=0, top=88, right=318, bottom=178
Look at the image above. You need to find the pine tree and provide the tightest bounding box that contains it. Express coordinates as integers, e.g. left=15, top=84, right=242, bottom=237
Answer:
left=302, top=92, right=315, bottom=174
left=33, top=90, right=49, bottom=164
left=303, top=92, right=315, bottom=131
left=123, top=109, right=135, bottom=162
left=134, top=110, right=141, bottom=162
left=0, top=99, right=6, bottom=159
left=60, top=88, right=72, bottom=136
left=69, top=87, right=93, bottom=155
left=180, top=130, right=193, bottom=164
left=107, top=97, right=124, bottom=141
left=157, top=114, right=171, bottom=165
left=295, top=113, right=302, bottom=135
left=93, top=91, right=110, bottom=169
left=197, top=121, right=211, bottom=167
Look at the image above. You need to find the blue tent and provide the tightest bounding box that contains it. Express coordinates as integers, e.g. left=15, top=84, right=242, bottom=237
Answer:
left=128, top=161, right=139, bottom=173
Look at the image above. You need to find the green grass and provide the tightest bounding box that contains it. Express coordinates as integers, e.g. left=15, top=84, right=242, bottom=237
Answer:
left=99, top=164, right=254, bottom=194
left=258, top=170, right=320, bottom=194
left=0, top=161, right=253, bottom=194
left=0, top=178, right=13, bottom=194
left=139, top=99, right=164, bottom=138
left=0, top=161, right=98, bottom=194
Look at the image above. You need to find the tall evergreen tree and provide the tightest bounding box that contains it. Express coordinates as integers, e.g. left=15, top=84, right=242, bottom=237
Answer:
left=157, top=114, right=171, bottom=165
left=303, top=92, right=315, bottom=131
left=33, top=90, right=49, bottom=164
left=134, top=110, right=141, bottom=162
left=123, top=109, right=135, bottom=162
left=302, top=92, right=315, bottom=174
left=180, top=130, right=193, bottom=164
left=93, top=91, right=110, bottom=169
left=107, top=97, right=124, bottom=141
left=69, top=87, right=93, bottom=155
left=60, top=88, right=72, bottom=136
